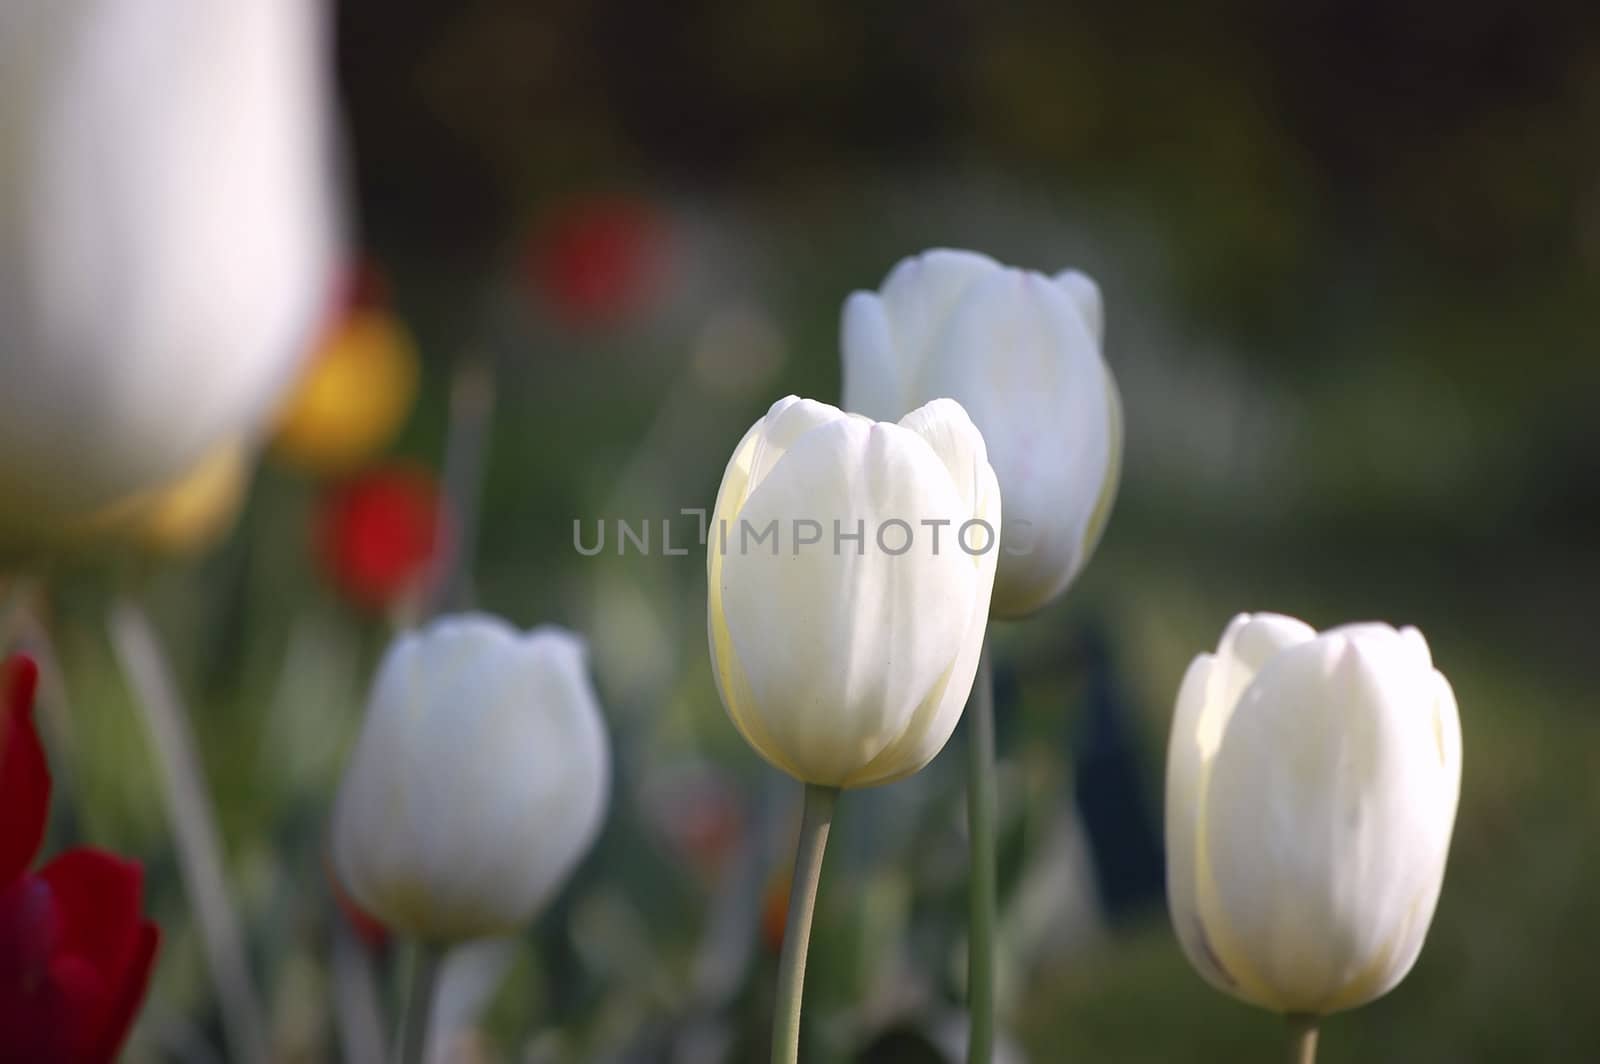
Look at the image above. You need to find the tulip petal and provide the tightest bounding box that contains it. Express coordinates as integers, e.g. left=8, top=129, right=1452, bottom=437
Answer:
left=1323, top=667, right=1461, bottom=1009
left=0, top=655, right=47, bottom=886
left=1165, top=653, right=1239, bottom=995
left=35, top=849, right=156, bottom=1061
left=47, top=918, right=159, bottom=1064
left=37, top=849, right=146, bottom=981
left=0, top=876, right=64, bottom=1057
left=1079, top=369, right=1123, bottom=563
left=1054, top=269, right=1104, bottom=345
left=1398, top=625, right=1434, bottom=671
left=841, top=292, right=903, bottom=422
left=707, top=416, right=768, bottom=582
left=743, top=396, right=854, bottom=499
left=708, top=591, right=803, bottom=781
left=1179, top=613, right=1321, bottom=1010
left=847, top=432, right=999, bottom=788
left=706, top=399, right=860, bottom=784
left=708, top=415, right=805, bottom=781
left=1203, top=613, right=1319, bottom=753
left=896, top=398, right=991, bottom=525
left=875, top=249, right=998, bottom=373
left=84, top=920, right=159, bottom=1064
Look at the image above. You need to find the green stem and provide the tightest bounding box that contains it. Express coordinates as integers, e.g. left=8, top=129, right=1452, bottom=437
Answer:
left=771, top=783, right=838, bottom=1064
left=1286, top=1013, right=1319, bottom=1064
left=395, top=942, right=444, bottom=1064
left=107, top=598, right=270, bottom=1064
left=330, top=908, right=386, bottom=1063
left=966, top=640, right=997, bottom=1064
left=428, top=354, right=496, bottom=617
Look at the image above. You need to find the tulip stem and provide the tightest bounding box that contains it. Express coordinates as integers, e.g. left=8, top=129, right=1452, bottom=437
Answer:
left=396, top=942, right=443, bottom=1064
left=1286, top=1013, right=1319, bottom=1064
left=107, top=598, right=271, bottom=1064
left=967, top=640, right=997, bottom=1064
left=429, top=354, right=496, bottom=615
left=331, top=911, right=387, bottom=1063
left=772, top=783, right=838, bottom=1064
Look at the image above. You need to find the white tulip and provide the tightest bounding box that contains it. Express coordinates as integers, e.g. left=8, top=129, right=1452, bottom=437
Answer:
left=1165, top=613, right=1463, bottom=1015
left=707, top=395, right=1000, bottom=788
left=842, top=249, right=1121, bottom=618
left=0, top=0, right=339, bottom=545
left=332, top=615, right=611, bottom=943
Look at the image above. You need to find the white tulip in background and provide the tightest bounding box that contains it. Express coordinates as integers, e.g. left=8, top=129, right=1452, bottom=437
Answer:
left=1165, top=613, right=1463, bottom=1016
left=842, top=249, right=1121, bottom=617
left=707, top=394, right=1000, bottom=788
left=0, top=0, right=339, bottom=546
left=332, top=615, right=611, bottom=943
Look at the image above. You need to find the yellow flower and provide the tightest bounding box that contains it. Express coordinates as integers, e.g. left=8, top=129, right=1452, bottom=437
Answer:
left=272, top=308, right=420, bottom=475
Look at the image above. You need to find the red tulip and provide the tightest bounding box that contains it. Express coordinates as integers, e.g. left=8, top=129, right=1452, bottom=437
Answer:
left=527, top=196, right=666, bottom=328
left=314, top=465, right=449, bottom=613
left=0, top=655, right=160, bottom=1063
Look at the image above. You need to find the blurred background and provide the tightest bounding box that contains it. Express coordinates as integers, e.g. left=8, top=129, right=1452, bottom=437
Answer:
left=10, top=1, right=1600, bottom=1060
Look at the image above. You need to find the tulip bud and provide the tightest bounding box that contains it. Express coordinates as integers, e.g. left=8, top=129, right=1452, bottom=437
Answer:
left=707, top=395, right=1000, bottom=788
left=0, top=0, right=339, bottom=547
left=842, top=249, right=1121, bottom=618
left=331, top=615, right=610, bottom=943
left=1164, top=613, right=1463, bottom=1016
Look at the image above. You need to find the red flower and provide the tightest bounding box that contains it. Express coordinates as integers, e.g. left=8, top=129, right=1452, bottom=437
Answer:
left=526, top=196, right=666, bottom=328
left=315, top=465, right=450, bottom=612
left=0, top=655, right=160, bottom=1063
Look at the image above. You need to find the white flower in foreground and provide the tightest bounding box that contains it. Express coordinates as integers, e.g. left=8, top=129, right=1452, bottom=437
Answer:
left=1165, top=613, right=1463, bottom=1015
left=842, top=249, right=1121, bottom=617
left=707, top=395, right=1000, bottom=788
left=0, top=0, right=339, bottom=545
left=332, top=615, right=610, bottom=942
